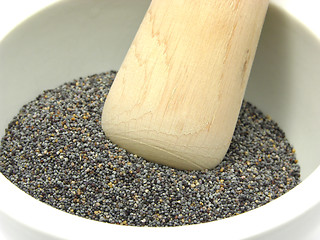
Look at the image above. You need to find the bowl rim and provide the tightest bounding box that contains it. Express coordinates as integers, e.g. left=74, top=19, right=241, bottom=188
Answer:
left=1, top=167, right=319, bottom=240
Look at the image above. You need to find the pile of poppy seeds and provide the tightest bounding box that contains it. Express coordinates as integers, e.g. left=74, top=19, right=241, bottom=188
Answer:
left=0, top=71, right=301, bottom=227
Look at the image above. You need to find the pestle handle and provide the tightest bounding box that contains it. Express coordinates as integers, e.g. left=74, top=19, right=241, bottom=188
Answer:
left=102, top=0, right=269, bottom=170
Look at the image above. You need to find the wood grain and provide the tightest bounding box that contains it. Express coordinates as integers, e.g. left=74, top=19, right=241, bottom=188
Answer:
left=102, top=0, right=269, bottom=170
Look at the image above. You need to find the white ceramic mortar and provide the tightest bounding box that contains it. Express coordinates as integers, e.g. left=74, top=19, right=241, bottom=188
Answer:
left=0, top=0, right=319, bottom=239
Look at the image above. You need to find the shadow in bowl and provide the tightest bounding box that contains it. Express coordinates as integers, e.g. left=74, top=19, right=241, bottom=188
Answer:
left=246, top=5, right=320, bottom=179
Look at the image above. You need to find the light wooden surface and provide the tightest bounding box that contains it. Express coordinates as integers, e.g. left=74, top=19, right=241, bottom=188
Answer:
left=102, top=0, right=269, bottom=170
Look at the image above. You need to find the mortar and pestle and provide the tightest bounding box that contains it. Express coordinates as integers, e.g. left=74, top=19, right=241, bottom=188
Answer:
left=0, top=0, right=320, bottom=239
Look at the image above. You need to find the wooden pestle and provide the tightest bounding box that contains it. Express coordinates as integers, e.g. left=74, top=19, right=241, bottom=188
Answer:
left=102, top=0, right=269, bottom=170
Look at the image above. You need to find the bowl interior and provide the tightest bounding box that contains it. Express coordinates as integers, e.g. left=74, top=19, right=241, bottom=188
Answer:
left=246, top=4, right=320, bottom=179
left=0, top=0, right=320, bottom=239
left=1, top=0, right=319, bottom=178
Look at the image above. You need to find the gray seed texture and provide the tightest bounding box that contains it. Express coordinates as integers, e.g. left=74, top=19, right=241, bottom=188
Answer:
left=0, top=71, right=301, bottom=227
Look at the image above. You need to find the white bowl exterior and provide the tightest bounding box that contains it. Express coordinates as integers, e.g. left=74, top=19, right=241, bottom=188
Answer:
left=0, top=0, right=320, bottom=239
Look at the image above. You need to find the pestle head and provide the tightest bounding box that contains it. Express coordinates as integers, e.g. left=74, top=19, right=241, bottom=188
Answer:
left=101, top=0, right=269, bottom=170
